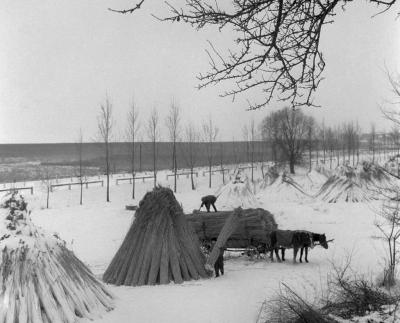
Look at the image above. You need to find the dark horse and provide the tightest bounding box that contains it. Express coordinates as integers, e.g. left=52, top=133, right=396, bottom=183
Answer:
left=269, top=230, right=329, bottom=263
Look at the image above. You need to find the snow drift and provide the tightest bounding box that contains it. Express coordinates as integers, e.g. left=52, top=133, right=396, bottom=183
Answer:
left=0, top=192, right=114, bottom=323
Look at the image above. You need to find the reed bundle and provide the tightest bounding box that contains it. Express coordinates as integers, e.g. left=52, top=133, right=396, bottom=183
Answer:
left=0, top=192, right=113, bottom=323
left=103, top=186, right=208, bottom=286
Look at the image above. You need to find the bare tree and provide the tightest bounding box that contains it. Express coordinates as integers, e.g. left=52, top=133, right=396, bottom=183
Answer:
left=165, top=100, right=181, bottom=193
left=183, top=122, right=199, bottom=190
left=127, top=99, right=140, bottom=199
left=390, top=126, right=400, bottom=157
left=147, top=107, right=160, bottom=188
left=231, top=136, right=239, bottom=167
left=97, top=97, right=113, bottom=202
left=242, top=125, right=250, bottom=164
left=76, top=128, right=85, bottom=205
left=249, top=119, right=256, bottom=182
left=260, top=113, right=280, bottom=165
left=343, top=122, right=357, bottom=166
left=307, top=120, right=315, bottom=172
left=375, top=195, right=400, bottom=288
left=39, top=164, right=53, bottom=209
left=321, top=120, right=326, bottom=164
left=261, top=107, right=315, bottom=174
left=381, top=69, right=400, bottom=126
left=334, top=126, right=341, bottom=167
left=202, top=115, right=219, bottom=188
left=218, top=142, right=226, bottom=184
left=326, top=127, right=336, bottom=170
left=369, top=123, right=377, bottom=163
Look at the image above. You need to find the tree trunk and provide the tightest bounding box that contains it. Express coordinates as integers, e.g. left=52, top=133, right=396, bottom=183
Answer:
left=153, top=140, right=157, bottom=188
left=46, top=186, right=50, bottom=209
left=131, top=138, right=136, bottom=199
left=80, top=182, right=83, bottom=205
left=190, top=167, right=195, bottom=190
left=173, top=141, right=177, bottom=193
left=139, top=143, right=142, bottom=173
left=208, top=142, right=212, bottom=188
left=106, top=142, right=110, bottom=202
left=289, top=156, right=295, bottom=174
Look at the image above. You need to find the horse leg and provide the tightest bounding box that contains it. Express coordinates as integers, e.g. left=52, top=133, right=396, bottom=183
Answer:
left=293, top=248, right=298, bottom=263
left=305, top=247, right=309, bottom=263
left=281, top=248, right=285, bottom=261
left=274, top=248, right=281, bottom=262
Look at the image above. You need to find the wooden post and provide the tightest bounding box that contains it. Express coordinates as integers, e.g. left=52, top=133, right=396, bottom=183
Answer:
left=206, top=208, right=242, bottom=268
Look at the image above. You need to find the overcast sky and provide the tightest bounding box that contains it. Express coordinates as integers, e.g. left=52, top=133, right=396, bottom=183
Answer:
left=0, top=0, right=399, bottom=143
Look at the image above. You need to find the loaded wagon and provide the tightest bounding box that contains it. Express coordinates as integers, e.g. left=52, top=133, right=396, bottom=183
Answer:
left=186, top=208, right=277, bottom=249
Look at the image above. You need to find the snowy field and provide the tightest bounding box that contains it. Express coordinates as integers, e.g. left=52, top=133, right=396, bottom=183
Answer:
left=10, top=163, right=396, bottom=323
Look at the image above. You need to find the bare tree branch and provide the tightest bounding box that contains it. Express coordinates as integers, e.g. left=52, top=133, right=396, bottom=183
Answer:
left=108, top=0, right=145, bottom=14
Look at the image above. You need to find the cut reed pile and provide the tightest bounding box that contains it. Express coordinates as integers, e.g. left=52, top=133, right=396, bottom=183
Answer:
left=0, top=192, right=114, bottom=323
left=316, top=162, right=396, bottom=203
left=103, top=186, right=208, bottom=286
left=187, top=208, right=277, bottom=248
left=215, top=177, right=259, bottom=210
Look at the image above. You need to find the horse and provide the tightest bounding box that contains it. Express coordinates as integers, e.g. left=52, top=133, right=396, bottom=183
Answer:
left=269, top=230, right=328, bottom=263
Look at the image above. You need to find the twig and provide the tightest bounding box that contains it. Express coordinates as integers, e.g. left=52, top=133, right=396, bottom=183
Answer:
left=108, top=0, right=145, bottom=14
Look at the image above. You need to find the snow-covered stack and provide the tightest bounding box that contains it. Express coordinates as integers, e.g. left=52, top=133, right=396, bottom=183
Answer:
left=0, top=192, right=114, bottom=323
left=103, top=186, right=208, bottom=286
left=385, top=156, right=400, bottom=176
left=316, top=162, right=395, bottom=203
left=297, top=169, right=329, bottom=194
left=260, top=171, right=310, bottom=200
left=259, top=165, right=280, bottom=189
left=215, top=171, right=258, bottom=210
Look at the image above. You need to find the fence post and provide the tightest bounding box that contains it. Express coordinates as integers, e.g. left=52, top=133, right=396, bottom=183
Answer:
left=116, top=179, right=119, bottom=185
left=101, top=180, right=104, bottom=187
left=68, top=184, right=71, bottom=190
left=30, top=187, right=33, bottom=195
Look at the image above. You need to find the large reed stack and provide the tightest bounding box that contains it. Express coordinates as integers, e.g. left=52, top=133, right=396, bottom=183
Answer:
left=187, top=208, right=277, bottom=248
left=0, top=192, right=114, bottom=323
left=103, top=186, right=208, bottom=286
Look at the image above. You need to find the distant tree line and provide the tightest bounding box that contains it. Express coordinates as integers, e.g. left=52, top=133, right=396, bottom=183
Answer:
left=56, top=98, right=398, bottom=203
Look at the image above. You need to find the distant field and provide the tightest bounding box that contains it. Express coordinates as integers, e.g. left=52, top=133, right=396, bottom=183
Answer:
left=0, top=142, right=270, bottom=183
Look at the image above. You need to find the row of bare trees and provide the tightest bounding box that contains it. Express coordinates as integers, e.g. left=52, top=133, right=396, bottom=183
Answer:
left=92, top=97, right=224, bottom=202
left=260, top=108, right=400, bottom=175
left=90, top=99, right=400, bottom=202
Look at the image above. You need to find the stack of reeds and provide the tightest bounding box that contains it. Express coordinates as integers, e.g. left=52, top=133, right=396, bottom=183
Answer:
left=103, top=186, right=208, bottom=286
left=187, top=208, right=277, bottom=248
left=0, top=192, right=114, bottom=323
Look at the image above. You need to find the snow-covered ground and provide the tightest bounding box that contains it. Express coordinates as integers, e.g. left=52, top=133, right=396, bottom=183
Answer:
left=6, top=164, right=397, bottom=323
